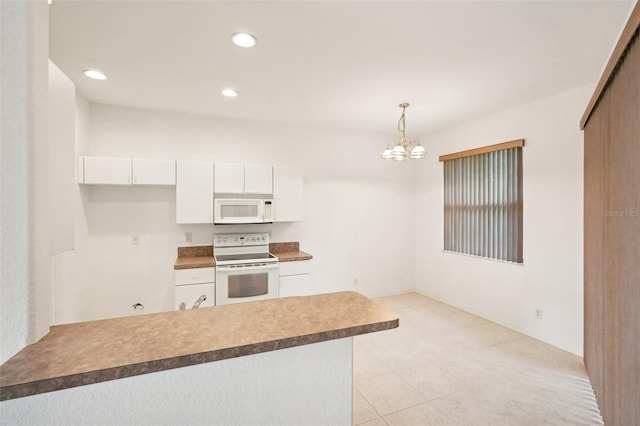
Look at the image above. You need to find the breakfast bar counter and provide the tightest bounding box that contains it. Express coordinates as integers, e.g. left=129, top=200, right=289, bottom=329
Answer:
left=0, top=291, right=398, bottom=402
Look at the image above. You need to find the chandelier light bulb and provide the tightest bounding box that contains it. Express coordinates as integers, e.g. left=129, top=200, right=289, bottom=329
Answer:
left=381, top=103, right=426, bottom=161
left=410, top=143, right=427, bottom=159
left=381, top=146, right=393, bottom=159
left=391, top=145, right=405, bottom=155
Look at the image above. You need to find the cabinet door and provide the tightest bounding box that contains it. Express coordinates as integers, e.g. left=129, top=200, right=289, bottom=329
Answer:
left=245, top=164, right=273, bottom=194
left=176, top=160, right=214, bottom=224
left=175, top=267, right=216, bottom=286
left=279, top=260, right=311, bottom=276
left=273, top=166, right=303, bottom=222
left=214, top=163, right=244, bottom=193
left=279, top=274, right=312, bottom=297
left=174, top=283, right=215, bottom=310
left=82, top=156, right=132, bottom=185
left=132, top=159, right=176, bottom=185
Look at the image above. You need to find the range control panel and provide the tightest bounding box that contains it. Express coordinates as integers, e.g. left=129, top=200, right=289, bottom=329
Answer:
left=214, top=232, right=270, bottom=248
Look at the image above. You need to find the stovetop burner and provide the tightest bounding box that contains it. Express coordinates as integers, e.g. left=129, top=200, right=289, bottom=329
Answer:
left=213, top=232, right=278, bottom=266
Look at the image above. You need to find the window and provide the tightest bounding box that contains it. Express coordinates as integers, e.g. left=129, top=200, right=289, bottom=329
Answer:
left=440, top=139, right=524, bottom=263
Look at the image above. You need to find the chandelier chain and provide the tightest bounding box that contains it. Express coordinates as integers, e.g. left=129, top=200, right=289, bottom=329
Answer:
left=380, top=102, right=426, bottom=161
left=398, top=106, right=407, bottom=142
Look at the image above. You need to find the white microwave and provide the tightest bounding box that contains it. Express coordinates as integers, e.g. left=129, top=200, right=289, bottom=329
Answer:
left=214, top=198, right=273, bottom=224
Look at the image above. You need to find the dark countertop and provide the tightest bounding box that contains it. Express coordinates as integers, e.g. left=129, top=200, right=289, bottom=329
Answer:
left=174, top=256, right=215, bottom=269
left=274, top=250, right=313, bottom=262
left=270, top=241, right=313, bottom=262
left=173, top=242, right=313, bottom=269
left=174, top=245, right=215, bottom=269
left=0, top=291, right=398, bottom=401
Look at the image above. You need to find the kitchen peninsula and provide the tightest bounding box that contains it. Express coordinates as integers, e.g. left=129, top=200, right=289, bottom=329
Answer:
left=0, top=292, right=398, bottom=425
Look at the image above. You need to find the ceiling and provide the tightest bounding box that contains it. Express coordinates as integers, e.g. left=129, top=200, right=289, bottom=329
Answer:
left=49, top=1, right=634, bottom=137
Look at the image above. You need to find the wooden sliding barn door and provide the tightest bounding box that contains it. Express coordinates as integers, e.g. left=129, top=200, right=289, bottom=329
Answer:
left=581, top=4, right=640, bottom=425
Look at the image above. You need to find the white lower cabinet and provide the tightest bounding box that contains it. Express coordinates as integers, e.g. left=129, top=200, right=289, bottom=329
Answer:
left=174, top=267, right=215, bottom=310
left=278, top=260, right=312, bottom=297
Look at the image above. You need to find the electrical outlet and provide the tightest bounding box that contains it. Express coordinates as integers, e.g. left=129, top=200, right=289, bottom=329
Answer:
left=535, top=309, right=543, bottom=319
left=132, top=234, right=140, bottom=245
left=353, top=278, right=359, bottom=286
left=184, top=232, right=192, bottom=243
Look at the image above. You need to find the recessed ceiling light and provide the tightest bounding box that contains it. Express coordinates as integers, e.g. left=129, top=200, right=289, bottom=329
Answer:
left=221, top=88, right=238, bottom=97
left=83, top=69, right=107, bottom=80
left=231, top=33, right=257, bottom=48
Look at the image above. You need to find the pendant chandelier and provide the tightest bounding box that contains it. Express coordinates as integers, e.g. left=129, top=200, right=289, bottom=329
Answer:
left=381, top=103, right=426, bottom=161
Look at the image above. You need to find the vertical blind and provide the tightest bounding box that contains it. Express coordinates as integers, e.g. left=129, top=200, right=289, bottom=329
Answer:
left=442, top=144, right=523, bottom=263
left=582, top=14, right=640, bottom=425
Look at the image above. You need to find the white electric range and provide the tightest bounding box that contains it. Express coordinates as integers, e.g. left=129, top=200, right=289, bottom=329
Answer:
left=214, top=232, right=279, bottom=305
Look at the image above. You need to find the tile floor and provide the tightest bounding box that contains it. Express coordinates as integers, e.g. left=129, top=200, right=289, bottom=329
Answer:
left=353, top=293, right=603, bottom=426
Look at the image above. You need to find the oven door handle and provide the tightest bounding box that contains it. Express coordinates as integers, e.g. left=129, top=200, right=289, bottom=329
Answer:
left=216, top=263, right=279, bottom=272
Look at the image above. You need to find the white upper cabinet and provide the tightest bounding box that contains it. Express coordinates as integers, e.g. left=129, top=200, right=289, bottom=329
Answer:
left=80, top=156, right=176, bottom=186
left=245, top=164, right=273, bottom=194
left=273, top=166, right=303, bottom=222
left=214, top=163, right=273, bottom=194
left=82, top=156, right=132, bottom=185
left=176, top=160, right=214, bottom=224
left=132, top=159, right=175, bottom=185
left=214, top=163, right=245, bottom=193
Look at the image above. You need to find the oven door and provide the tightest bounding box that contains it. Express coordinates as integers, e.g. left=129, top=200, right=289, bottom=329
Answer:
left=215, top=263, right=279, bottom=305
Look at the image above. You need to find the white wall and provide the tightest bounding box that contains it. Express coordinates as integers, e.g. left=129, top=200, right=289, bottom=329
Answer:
left=54, top=103, right=416, bottom=323
left=52, top=93, right=91, bottom=323
left=0, top=0, right=51, bottom=363
left=0, top=337, right=353, bottom=426
left=414, top=84, right=590, bottom=356
left=48, top=61, right=76, bottom=255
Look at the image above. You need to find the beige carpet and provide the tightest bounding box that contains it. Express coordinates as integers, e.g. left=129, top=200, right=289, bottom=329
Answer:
left=353, top=293, right=602, bottom=425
